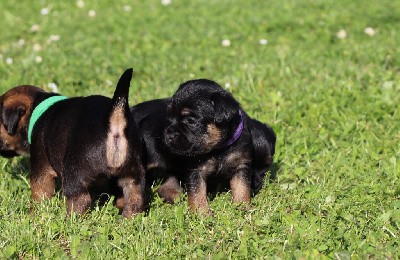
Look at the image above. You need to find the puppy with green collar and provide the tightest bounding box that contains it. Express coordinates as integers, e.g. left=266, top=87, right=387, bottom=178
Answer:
left=0, top=69, right=145, bottom=217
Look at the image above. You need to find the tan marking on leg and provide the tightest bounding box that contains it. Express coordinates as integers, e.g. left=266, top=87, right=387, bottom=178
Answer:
left=118, top=177, right=144, bottom=218
left=66, top=192, right=91, bottom=216
left=230, top=175, right=251, bottom=204
left=115, top=196, right=124, bottom=211
left=158, top=176, right=182, bottom=204
left=188, top=178, right=210, bottom=215
left=106, top=106, right=128, bottom=168
left=30, top=167, right=57, bottom=202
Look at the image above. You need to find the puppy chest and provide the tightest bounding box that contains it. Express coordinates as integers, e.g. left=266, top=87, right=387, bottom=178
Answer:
left=197, top=151, right=251, bottom=177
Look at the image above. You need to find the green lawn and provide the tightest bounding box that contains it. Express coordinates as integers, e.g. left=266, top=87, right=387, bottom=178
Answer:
left=1, top=0, right=399, bottom=258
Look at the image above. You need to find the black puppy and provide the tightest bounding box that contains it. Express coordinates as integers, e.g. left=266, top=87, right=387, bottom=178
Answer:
left=0, top=69, right=145, bottom=217
left=131, top=79, right=276, bottom=214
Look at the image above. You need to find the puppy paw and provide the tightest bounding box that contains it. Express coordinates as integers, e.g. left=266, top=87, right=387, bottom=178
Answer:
left=158, top=177, right=182, bottom=204
left=158, top=187, right=181, bottom=204
left=115, top=196, right=124, bottom=212
left=121, top=205, right=143, bottom=218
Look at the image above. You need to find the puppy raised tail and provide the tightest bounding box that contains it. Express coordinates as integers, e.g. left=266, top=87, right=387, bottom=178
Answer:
left=106, top=68, right=133, bottom=169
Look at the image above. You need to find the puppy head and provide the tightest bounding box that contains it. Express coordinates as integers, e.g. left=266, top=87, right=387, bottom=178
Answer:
left=164, top=79, right=241, bottom=156
left=0, top=85, right=45, bottom=157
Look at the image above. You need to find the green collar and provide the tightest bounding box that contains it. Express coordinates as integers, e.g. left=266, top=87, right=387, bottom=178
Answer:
left=28, top=95, right=68, bottom=144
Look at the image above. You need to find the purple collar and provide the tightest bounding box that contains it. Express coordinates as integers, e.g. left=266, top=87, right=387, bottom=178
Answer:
left=225, top=110, right=243, bottom=147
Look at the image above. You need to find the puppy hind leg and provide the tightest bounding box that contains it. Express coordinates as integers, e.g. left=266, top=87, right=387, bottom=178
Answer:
left=62, top=170, right=92, bottom=216
left=118, top=176, right=145, bottom=218
left=66, top=192, right=91, bottom=216
left=115, top=196, right=124, bottom=212
left=158, top=176, right=182, bottom=204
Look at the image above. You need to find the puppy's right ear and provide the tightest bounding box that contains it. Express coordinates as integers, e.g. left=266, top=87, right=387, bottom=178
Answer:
left=2, top=106, right=26, bottom=135
left=212, top=92, right=239, bottom=124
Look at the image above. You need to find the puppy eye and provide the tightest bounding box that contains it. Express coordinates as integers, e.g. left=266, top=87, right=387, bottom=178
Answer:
left=181, top=108, right=191, bottom=116
left=182, top=116, right=196, bottom=125
left=17, top=106, right=26, bottom=116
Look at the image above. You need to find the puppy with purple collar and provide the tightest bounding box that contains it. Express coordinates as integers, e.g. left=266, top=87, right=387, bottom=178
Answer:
left=0, top=69, right=145, bottom=217
left=131, top=79, right=276, bottom=214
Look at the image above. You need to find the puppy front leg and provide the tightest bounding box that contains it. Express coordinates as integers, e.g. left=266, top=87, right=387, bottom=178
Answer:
left=187, top=172, right=210, bottom=215
left=118, top=176, right=145, bottom=218
left=230, top=171, right=251, bottom=204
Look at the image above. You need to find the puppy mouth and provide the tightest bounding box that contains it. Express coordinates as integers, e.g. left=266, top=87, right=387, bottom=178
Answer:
left=167, top=143, right=200, bottom=157
left=0, top=139, right=30, bottom=157
left=164, top=133, right=203, bottom=157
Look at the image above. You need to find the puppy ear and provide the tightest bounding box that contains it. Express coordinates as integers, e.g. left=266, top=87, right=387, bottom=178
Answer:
left=212, top=92, right=239, bottom=124
left=249, top=119, right=276, bottom=194
left=3, top=106, right=26, bottom=135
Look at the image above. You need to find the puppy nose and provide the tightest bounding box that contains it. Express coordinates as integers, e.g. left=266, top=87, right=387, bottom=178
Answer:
left=165, top=128, right=171, bottom=135
left=165, top=128, right=179, bottom=141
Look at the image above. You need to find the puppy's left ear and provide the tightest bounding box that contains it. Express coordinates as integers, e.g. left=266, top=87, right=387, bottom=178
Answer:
left=2, top=106, right=26, bottom=135
left=212, top=92, right=239, bottom=124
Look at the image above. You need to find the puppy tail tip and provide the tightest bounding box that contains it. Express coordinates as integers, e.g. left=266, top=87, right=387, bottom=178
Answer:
left=112, top=68, right=133, bottom=108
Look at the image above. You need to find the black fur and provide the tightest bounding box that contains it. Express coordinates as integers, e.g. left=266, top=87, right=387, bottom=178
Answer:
left=131, top=79, right=276, bottom=213
left=10, top=69, right=144, bottom=217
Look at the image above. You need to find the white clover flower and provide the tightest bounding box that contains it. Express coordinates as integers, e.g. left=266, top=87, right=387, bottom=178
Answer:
left=336, top=29, right=347, bottom=39
left=41, top=8, right=50, bottom=15
left=33, top=43, right=42, bottom=52
left=105, top=80, right=113, bottom=86
left=364, top=27, right=376, bottom=36
left=48, top=83, right=58, bottom=93
left=88, top=10, right=96, bottom=17
left=123, top=5, right=132, bottom=12
left=17, top=39, right=25, bottom=46
left=30, top=24, right=41, bottom=32
left=35, top=56, right=43, bottom=63
left=6, top=58, right=13, bottom=65
left=161, top=0, right=172, bottom=6
left=224, top=82, right=231, bottom=89
left=189, top=73, right=195, bottom=78
left=49, top=35, right=61, bottom=42
left=76, top=0, right=85, bottom=8
left=259, top=39, right=268, bottom=45
left=221, top=39, right=231, bottom=47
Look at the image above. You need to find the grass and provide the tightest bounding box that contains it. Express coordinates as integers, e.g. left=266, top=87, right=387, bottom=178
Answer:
left=0, top=0, right=399, bottom=258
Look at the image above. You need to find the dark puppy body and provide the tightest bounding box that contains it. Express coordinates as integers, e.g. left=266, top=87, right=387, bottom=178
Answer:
left=0, top=69, right=145, bottom=217
left=131, top=79, right=276, bottom=213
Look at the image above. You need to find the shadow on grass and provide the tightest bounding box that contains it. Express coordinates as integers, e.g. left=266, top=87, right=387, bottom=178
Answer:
left=2, top=156, right=280, bottom=214
left=2, top=156, right=152, bottom=216
left=206, top=161, right=281, bottom=201
left=268, top=161, right=280, bottom=183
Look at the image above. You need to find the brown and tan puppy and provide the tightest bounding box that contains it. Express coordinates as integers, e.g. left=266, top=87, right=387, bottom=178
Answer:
left=0, top=69, right=145, bottom=217
left=0, top=85, right=42, bottom=157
